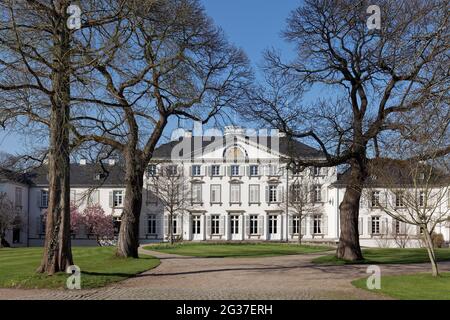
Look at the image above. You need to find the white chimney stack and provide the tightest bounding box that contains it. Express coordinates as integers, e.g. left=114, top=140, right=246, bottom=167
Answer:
left=79, top=159, right=87, bottom=165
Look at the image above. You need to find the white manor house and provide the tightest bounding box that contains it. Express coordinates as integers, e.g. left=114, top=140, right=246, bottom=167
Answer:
left=1, top=126, right=449, bottom=248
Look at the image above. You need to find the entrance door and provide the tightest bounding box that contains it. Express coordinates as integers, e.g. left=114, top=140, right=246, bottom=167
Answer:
left=268, top=215, right=280, bottom=240
left=230, top=215, right=241, bottom=240
left=192, top=215, right=202, bottom=240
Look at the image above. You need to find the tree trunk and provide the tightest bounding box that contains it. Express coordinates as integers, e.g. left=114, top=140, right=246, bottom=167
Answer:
left=423, top=230, right=439, bottom=277
left=336, top=159, right=366, bottom=261
left=116, top=151, right=144, bottom=258
left=1, top=234, right=10, bottom=248
left=298, top=218, right=302, bottom=245
left=169, top=214, right=174, bottom=245
left=37, top=1, right=73, bottom=274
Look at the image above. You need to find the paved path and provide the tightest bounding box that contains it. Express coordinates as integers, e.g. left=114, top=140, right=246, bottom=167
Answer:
left=2, top=247, right=449, bottom=300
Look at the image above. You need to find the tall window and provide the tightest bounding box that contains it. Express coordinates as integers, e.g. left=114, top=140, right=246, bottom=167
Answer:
left=249, top=185, right=260, bottom=203
left=40, top=190, right=49, bottom=208
left=231, top=165, right=240, bottom=176
left=211, top=215, right=220, bottom=235
left=268, top=164, right=280, bottom=176
left=292, top=184, right=302, bottom=203
left=192, top=184, right=202, bottom=203
left=230, top=184, right=240, bottom=203
left=313, top=166, right=321, bottom=176
left=249, top=165, right=259, bottom=176
left=113, top=190, right=124, bottom=207
left=230, top=216, right=239, bottom=234
left=419, top=191, right=425, bottom=207
left=87, top=190, right=100, bottom=205
left=249, top=215, right=259, bottom=235
left=314, top=185, right=322, bottom=202
left=268, top=185, right=277, bottom=203
left=292, top=216, right=300, bottom=234
left=192, top=165, right=201, bottom=176
left=395, top=192, right=404, bottom=207
left=313, top=215, right=323, bottom=234
left=210, top=185, right=221, bottom=203
left=192, top=216, right=201, bottom=235
left=395, top=220, right=400, bottom=234
left=172, top=218, right=178, bottom=235
left=147, top=215, right=157, bottom=234
left=166, top=165, right=178, bottom=176
left=211, top=165, right=220, bottom=176
left=371, top=216, right=380, bottom=234
left=268, top=215, right=278, bottom=234
left=371, top=191, right=380, bottom=207
left=15, top=187, right=22, bottom=210
left=147, top=164, right=157, bottom=176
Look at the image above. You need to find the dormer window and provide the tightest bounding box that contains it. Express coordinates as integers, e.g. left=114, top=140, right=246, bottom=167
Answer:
left=147, top=164, right=157, bottom=176
left=313, top=167, right=321, bottom=176
left=94, top=172, right=106, bottom=181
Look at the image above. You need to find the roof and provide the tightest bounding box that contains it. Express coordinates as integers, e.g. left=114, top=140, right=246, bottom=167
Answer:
left=331, top=158, right=450, bottom=188
left=28, top=164, right=125, bottom=188
left=152, top=136, right=323, bottom=160
left=0, top=168, right=31, bottom=185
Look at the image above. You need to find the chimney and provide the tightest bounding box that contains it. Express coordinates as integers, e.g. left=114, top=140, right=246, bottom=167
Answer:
left=108, top=159, right=116, bottom=166
left=79, top=159, right=87, bottom=165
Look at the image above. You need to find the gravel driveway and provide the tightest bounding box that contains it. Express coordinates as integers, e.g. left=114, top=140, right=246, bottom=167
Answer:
left=1, top=247, right=449, bottom=300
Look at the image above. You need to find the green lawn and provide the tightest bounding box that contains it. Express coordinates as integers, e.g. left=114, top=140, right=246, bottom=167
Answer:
left=353, top=272, right=450, bottom=300
left=144, top=242, right=332, bottom=258
left=312, top=248, right=450, bottom=265
left=0, top=247, right=160, bottom=289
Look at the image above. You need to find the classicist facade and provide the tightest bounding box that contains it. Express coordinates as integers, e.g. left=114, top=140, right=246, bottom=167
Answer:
left=1, top=126, right=449, bottom=248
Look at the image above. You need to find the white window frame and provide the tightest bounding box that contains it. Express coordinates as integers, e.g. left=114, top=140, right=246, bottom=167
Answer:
left=268, top=215, right=278, bottom=234
left=40, top=190, right=49, bottom=208
left=313, top=214, right=323, bottom=234
left=147, top=214, right=157, bottom=234
left=249, top=165, right=259, bottom=176
left=230, top=215, right=239, bottom=234
left=268, top=185, right=277, bottom=203
left=231, top=165, right=240, bottom=177
left=192, top=183, right=202, bottom=204
left=249, top=215, right=259, bottom=235
left=192, top=215, right=201, bottom=235
left=113, top=190, right=124, bottom=208
left=371, top=191, right=380, bottom=207
left=314, top=185, right=322, bottom=202
left=230, top=184, right=241, bottom=204
left=211, top=165, right=220, bottom=176
left=210, top=184, right=221, bottom=203
left=249, top=184, right=260, bottom=204
left=211, top=215, right=221, bottom=235
left=371, top=216, right=381, bottom=234
left=192, top=165, right=201, bottom=177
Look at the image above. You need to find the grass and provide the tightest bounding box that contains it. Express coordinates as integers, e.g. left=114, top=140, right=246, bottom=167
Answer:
left=144, top=242, right=332, bottom=258
left=312, top=248, right=450, bottom=265
left=0, top=247, right=160, bottom=289
left=352, top=272, right=450, bottom=300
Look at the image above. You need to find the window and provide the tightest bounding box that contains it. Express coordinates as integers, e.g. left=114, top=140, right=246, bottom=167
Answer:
left=192, top=216, right=201, bottom=235
left=230, top=184, right=241, bottom=203
left=166, top=165, right=178, bottom=176
left=40, top=190, right=49, bottom=208
left=395, top=220, right=400, bottom=234
left=210, top=185, right=221, bottom=203
left=147, top=164, right=157, bottom=176
left=292, top=216, right=300, bottom=234
left=291, top=184, right=302, bottom=203
left=15, top=187, right=22, bottom=210
left=395, top=192, right=404, bottom=207
left=249, top=185, right=260, bottom=203
left=371, top=216, right=380, bottom=234
left=172, top=219, right=178, bottom=235
left=211, top=165, right=220, bottom=176
left=39, top=215, right=46, bottom=234
left=192, top=184, right=202, bottom=203
left=313, top=215, right=323, bottom=234
left=313, top=167, right=321, bottom=176
left=231, top=165, right=240, bottom=176
left=419, top=191, right=425, bottom=207
left=147, top=215, right=157, bottom=234
left=12, top=227, right=20, bottom=244
left=113, top=190, right=124, bottom=207
left=249, top=165, right=259, bottom=176
left=268, top=185, right=277, bottom=203
left=268, top=215, right=278, bottom=234
left=192, top=165, right=201, bottom=176
left=87, top=190, right=100, bottom=205
left=249, top=215, right=259, bottom=235
left=211, top=215, right=220, bottom=235
left=314, top=185, right=322, bottom=202
left=268, top=164, right=279, bottom=176
left=113, top=217, right=121, bottom=235
left=371, top=191, right=380, bottom=207
left=230, top=216, right=239, bottom=234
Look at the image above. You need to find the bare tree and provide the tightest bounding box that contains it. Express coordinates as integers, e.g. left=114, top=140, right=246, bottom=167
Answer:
left=70, top=0, right=251, bottom=257
left=0, top=192, right=22, bottom=247
left=0, top=0, right=126, bottom=273
left=243, top=0, right=449, bottom=260
left=282, top=176, right=321, bottom=244
left=147, top=164, right=191, bottom=245
left=367, top=157, right=450, bottom=276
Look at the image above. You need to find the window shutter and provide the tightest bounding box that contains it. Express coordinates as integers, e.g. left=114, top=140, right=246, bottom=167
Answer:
left=200, top=165, right=206, bottom=176
left=381, top=218, right=388, bottom=235
left=368, top=217, right=372, bottom=235
left=208, top=166, right=212, bottom=177
left=323, top=216, right=328, bottom=235
left=359, top=217, right=364, bottom=235
left=206, top=215, right=211, bottom=236
left=219, top=216, right=225, bottom=235
left=219, top=165, right=224, bottom=176
left=401, top=222, right=407, bottom=234
left=310, top=185, right=315, bottom=203
left=310, top=215, right=314, bottom=233
left=109, top=191, right=113, bottom=208
left=321, top=186, right=326, bottom=203
left=322, top=167, right=328, bottom=176
left=301, top=217, right=306, bottom=235
left=277, top=186, right=283, bottom=203
left=258, top=215, right=264, bottom=235
left=227, top=166, right=231, bottom=177
left=265, top=186, right=269, bottom=203
left=245, top=216, right=250, bottom=236
left=288, top=216, right=293, bottom=235
left=37, top=191, right=41, bottom=207
left=391, top=220, right=397, bottom=234
left=164, top=216, right=168, bottom=235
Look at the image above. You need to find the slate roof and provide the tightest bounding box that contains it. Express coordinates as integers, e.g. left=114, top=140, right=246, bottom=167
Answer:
left=0, top=168, right=31, bottom=185
left=27, top=164, right=125, bottom=187
left=152, top=136, right=323, bottom=160
left=331, top=158, right=450, bottom=188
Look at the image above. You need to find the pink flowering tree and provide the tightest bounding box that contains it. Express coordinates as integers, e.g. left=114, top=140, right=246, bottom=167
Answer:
left=83, top=204, right=114, bottom=246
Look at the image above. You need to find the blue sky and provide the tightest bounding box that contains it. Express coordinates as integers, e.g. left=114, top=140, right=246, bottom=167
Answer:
left=0, top=0, right=302, bottom=155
